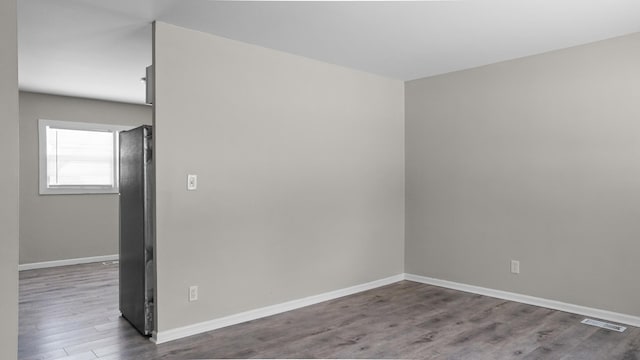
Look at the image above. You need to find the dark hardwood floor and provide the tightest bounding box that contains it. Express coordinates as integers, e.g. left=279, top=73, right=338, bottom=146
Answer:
left=19, top=262, right=640, bottom=359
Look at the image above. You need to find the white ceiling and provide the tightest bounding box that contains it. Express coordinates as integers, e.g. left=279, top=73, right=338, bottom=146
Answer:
left=18, top=0, right=640, bottom=105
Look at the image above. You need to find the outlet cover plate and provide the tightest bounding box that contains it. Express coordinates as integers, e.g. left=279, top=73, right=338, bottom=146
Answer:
left=189, top=285, right=198, bottom=302
left=187, top=174, right=197, bottom=191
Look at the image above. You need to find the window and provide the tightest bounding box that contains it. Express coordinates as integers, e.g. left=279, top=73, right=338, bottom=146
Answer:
left=39, top=119, right=133, bottom=194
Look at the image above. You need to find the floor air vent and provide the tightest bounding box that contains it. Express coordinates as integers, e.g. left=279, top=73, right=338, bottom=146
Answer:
left=581, top=318, right=626, bottom=332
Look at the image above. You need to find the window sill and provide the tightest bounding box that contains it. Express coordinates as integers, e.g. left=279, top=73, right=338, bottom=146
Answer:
left=39, top=187, right=119, bottom=195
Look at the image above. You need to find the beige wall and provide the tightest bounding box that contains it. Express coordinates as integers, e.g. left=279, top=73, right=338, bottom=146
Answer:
left=0, top=0, right=19, bottom=357
left=406, top=33, right=640, bottom=316
left=153, top=22, right=404, bottom=331
left=19, top=92, right=151, bottom=264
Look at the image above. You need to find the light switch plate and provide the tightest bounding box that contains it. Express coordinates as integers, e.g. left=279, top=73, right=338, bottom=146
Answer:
left=511, top=260, right=520, bottom=274
left=187, top=174, right=197, bottom=191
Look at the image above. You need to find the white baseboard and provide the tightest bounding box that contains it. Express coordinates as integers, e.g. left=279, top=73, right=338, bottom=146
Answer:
left=152, top=274, right=405, bottom=344
left=18, top=254, right=119, bottom=271
left=405, top=273, right=640, bottom=328
left=152, top=272, right=640, bottom=344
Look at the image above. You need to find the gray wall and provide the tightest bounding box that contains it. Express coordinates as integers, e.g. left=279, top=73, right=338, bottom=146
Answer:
left=154, top=22, right=405, bottom=331
left=406, top=33, right=640, bottom=316
left=19, top=92, right=151, bottom=264
left=0, top=0, right=19, bottom=357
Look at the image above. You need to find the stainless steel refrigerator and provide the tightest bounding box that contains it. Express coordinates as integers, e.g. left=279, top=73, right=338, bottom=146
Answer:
left=119, top=125, right=154, bottom=336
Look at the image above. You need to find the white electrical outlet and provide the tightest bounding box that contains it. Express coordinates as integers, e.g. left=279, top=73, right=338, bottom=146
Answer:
left=189, top=285, right=198, bottom=302
left=511, top=260, right=520, bottom=274
left=187, top=174, right=198, bottom=191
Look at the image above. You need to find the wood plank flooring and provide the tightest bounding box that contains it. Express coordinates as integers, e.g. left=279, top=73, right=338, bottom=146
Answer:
left=19, top=262, right=640, bottom=359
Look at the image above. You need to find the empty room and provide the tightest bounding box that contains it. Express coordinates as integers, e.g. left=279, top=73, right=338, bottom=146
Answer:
left=2, top=0, right=640, bottom=359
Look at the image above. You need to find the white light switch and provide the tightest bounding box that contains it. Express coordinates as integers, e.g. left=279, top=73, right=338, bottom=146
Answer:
left=187, top=174, right=197, bottom=190
left=511, top=260, right=520, bottom=274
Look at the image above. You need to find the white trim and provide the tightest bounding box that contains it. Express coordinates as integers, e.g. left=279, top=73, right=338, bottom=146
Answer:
left=38, top=119, right=134, bottom=195
left=19, top=254, right=119, bottom=271
left=152, top=274, right=405, bottom=344
left=404, top=273, right=640, bottom=328
left=153, top=272, right=640, bottom=345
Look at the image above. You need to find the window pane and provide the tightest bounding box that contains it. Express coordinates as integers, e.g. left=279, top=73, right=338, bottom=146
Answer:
left=46, top=127, right=115, bottom=186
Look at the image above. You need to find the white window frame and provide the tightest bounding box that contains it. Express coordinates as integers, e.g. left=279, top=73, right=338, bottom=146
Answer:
left=38, top=119, right=133, bottom=195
